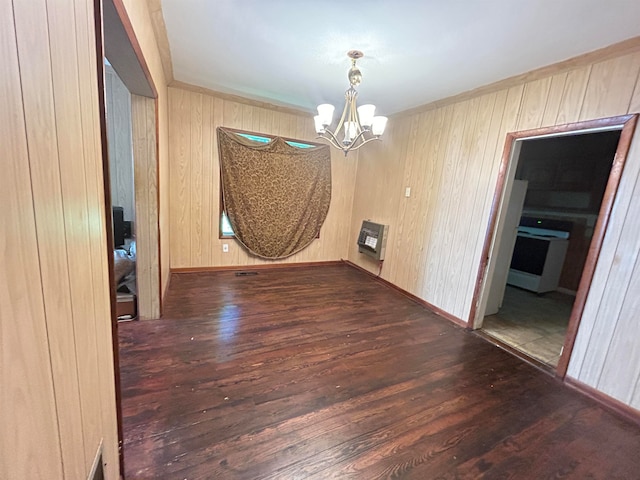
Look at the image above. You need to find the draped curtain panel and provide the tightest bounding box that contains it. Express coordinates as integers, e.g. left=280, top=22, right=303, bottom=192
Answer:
left=217, top=128, right=332, bottom=259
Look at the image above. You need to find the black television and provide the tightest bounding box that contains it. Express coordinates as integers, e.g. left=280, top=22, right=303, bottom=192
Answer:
left=113, top=206, right=125, bottom=248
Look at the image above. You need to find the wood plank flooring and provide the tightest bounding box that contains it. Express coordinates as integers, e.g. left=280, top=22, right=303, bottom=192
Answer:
left=119, top=264, right=640, bottom=479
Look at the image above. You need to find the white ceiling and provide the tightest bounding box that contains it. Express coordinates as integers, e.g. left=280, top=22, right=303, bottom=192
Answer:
left=161, top=0, right=640, bottom=115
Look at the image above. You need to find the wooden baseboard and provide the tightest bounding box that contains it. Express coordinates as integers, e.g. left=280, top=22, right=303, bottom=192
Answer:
left=565, top=377, right=640, bottom=427
left=160, top=271, right=171, bottom=317
left=171, top=260, right=344, bottom=274
left=343, top=260, right=468, bottom=328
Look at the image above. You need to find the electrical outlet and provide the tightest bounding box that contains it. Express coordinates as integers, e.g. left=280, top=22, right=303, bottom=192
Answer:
left=405, top=187, right=411, bottom=198
left=222, top=243, right=229, bottom=253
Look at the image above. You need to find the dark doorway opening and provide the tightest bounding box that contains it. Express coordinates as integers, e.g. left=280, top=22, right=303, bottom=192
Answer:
left=482, top=130, right=621, bottom=367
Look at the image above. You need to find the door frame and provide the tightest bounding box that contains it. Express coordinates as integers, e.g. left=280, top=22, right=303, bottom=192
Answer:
left=468, top=114, right=638, bottom=378
left=94, top=0, right=160, bottom=475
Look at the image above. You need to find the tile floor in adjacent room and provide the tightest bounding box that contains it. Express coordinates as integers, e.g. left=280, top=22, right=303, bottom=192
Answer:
left=482, top=285, right=575, bottom=366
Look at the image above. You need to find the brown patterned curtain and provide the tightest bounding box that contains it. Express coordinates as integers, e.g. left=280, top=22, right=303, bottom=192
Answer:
left=217, top=128, right=331, bottom=259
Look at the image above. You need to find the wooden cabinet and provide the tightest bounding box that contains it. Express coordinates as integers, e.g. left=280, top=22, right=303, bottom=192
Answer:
left=515, top=131, right=619, bottom=214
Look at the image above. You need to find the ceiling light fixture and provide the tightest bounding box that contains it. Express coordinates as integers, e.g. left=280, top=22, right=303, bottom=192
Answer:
left=314, top=50, right=388, bottom=156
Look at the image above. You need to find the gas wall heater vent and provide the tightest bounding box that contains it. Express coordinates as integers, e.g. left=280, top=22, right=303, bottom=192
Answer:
left=235, top=271, right=259, bottom=277
left=357, top=220, right=388, bottom=261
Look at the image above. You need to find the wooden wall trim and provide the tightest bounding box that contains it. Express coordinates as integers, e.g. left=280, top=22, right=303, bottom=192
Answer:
left=343, top=261, right=468, bottom=329
left=93, top=0, right=124, bottom=475
left=169, top=80, right=311, bottom=117
left=397, top=36, right=640, bottom=118
left=111, top=0, right=158, bottom=98
left=565, top=377, right=640, bottom=427
left=171, top=260, right=344, bottom=274
left=155, top=98, right=163, bottom=316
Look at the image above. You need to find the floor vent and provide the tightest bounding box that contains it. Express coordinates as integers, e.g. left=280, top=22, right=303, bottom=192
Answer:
left=235, top=271, right=258, bottom=276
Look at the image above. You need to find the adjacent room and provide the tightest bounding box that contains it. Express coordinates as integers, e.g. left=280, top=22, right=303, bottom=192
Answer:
left=4, top=1, right=640, bottom=479
left=481, top=130, right=622, bottom=367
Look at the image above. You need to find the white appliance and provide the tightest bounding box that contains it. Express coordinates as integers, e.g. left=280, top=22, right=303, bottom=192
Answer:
left=507, top=217, right=571, bottom=294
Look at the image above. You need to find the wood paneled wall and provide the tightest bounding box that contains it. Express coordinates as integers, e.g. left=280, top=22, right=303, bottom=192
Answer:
left=348, top=49, right=640, bottom=410
left=122, top=0, right=170, bottom=299
left=132, top=94, right=161, bottom=318
left=1, top=0, right=118, bottom=478
left=168, top=86, right=358, bottom=268
left=105, top=64, right=135, bottom=222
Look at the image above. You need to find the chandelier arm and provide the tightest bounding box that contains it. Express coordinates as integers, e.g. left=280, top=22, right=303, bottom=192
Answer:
left=350, top=92, right=363, bottom=133
left=348, top=127, right=373, bottom=148
left=333, top=88, right=352, bottom=135
left=317, top=133, right=344, bottom=151
left=319, top=128, right=343, bottom=147
left=346, top=135, right=382, bottom=152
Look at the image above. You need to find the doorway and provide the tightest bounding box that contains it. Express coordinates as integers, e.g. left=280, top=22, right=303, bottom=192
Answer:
left=97, top=0, right=162, bottom=475
left=471, top=115, right=638, bottom=376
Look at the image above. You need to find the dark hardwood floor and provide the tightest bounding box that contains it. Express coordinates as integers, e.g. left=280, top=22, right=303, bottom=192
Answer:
left=119, top=264, right=640, bottom=479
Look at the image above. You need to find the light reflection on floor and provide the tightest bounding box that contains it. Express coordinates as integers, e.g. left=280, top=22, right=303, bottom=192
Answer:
left=218, top=304, right=239, bottom=342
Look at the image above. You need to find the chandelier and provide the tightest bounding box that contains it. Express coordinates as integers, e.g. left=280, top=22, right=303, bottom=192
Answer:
left=314, top=50, right=388, bottom=155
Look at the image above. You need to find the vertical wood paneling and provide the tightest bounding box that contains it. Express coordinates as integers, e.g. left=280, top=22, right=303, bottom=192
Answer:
left=190, top=93, right=204, bottom=265
left=629, top=76, right=640, bottom=113
left=170, top=88, right=191, bottom=266
left=451, top=93, right=497, bottom=317
left=105, top=66, right=135, bottom=222
left=211, top=97, right=224, bottom=266
left=132, top=95, right=160, bottom=319
left=201, top=95, right=214, bottom=266
left=395, top=113, right=430, bottom=290
left=413, top=107, right=451, bottom=294
left=555, top=66, right=591, bottom=124
left=415, top=107, right=453, bottom=296
left=579, top=53, right=640, bottom=120
left=440, top=97, right=481, bottom=316
left=168, top=87, right=357, bottom=269
left=0, top=0, right=63, bottom=476
left=567, top=134, right=640, bottom=388
left=13, top=0, right=87, bottom=476
left=540, top=72, right=567, bottom=127
left=460, top=89, right=510, bottom=317
left=428, top=100, right=470, bottom=308
left=517, top=77, right=552, bottom=130
left=75, top=0, right=119, bottom=472
left=597, top=252, right=640, bottom=407
left=48, top=0, right=105, bottom=472
left=3, top=0, right=119, bottom=478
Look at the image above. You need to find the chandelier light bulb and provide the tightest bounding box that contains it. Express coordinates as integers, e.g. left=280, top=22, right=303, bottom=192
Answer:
left=317, top=104, right=335, bottom=126
left=344, top=122, right=358, bottom=143
left=313, top=115, right=325, bottom=134
left=372, top=116, right=388, bottom=136
left=357, top=104, right=376, bottom=129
